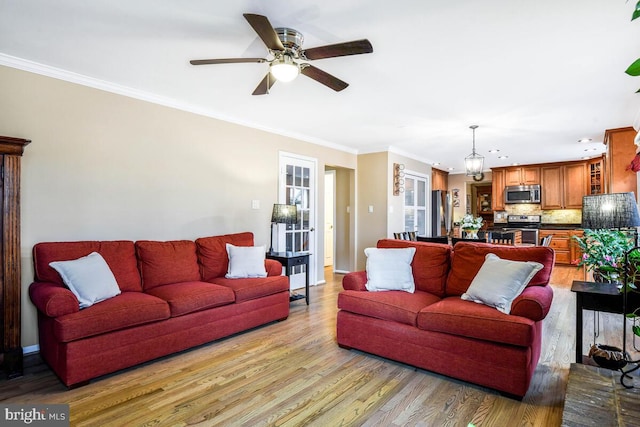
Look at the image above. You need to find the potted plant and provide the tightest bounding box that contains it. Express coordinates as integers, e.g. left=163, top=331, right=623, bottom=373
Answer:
left=460, top=214, right=483, bottom=239
left=573, top=229, right=634, bottom=283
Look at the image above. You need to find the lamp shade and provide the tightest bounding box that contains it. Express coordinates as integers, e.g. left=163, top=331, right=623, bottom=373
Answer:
left=271, top=204, right=298, bottom=224
left=581, top=192, right=640, bottom=229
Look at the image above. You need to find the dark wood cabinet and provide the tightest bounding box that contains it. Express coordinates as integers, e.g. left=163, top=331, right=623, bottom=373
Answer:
left=0, top=136, right=30, bottom=379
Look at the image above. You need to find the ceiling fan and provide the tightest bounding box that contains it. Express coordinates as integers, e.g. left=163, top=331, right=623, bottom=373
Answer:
left=190, top=13, right=373, bottom=95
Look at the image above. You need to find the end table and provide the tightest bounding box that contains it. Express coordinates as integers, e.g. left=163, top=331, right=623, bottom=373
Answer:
left=266, top=251, right=311, bottom=305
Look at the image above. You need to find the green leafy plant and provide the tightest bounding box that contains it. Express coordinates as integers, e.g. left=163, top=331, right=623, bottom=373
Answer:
left=626, top=0, right=640, bottom=92
left=572, top=229, right=634, bottom=282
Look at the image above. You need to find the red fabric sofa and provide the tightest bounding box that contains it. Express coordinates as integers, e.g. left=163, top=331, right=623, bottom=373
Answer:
left=336, top=240, right=555, bottom=398
left=29, top=232, right=289, bottom=387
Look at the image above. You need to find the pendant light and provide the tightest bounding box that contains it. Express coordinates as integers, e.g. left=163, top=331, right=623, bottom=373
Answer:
left=465, top=125, right=484, bottom=176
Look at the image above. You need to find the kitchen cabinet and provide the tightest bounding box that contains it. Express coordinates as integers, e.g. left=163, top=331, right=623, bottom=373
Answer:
left=588, top=156, right=604, bottom=195
left=539, top=229, right=583, bottom=265
left=432, top=168, right=448, bottom=191
left=491, top=168, right=505, bottom=211
left=604, top=127, right=637, bottom=195
left=505, top=166, right=540, bottom=186
left=540, top=162, right=587, bottom=210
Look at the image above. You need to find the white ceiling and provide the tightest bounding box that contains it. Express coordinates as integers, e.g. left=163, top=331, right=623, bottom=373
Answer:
left=2, top=0, right=640, bottom=173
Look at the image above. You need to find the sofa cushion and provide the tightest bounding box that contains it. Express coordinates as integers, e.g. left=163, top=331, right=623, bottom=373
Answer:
left=213, top=275, right=289, bottom=303
left=338, top=290, right=441, bottom=327
left=135, top=240, right=200, bottom=291
left=376, top=239, right=451, bottom=297
left=53, top=292, right=170, bottom=342
left=417, top=297, right=537, bottom=347
left=225, top=244, right=267, bottom=278
left=145, top=281, right=235, bottom=317
left=33, top=241, right=142, bottom=292
left=446, top=242, right=554, bottom=297
left=49, top=252, right=121, bottom=309
left=196, top=232, right=255, bottom=281
left=461, top=253, right=543, bottom=314
left=365, top=247, right=416, bottom=293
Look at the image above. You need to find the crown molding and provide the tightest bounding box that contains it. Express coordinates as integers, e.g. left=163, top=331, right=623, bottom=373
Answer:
left=0, top=53, right=357, bottom=155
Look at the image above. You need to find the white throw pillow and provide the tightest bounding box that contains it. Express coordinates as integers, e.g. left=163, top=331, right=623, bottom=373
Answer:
left=364, top=247, right=416, bottom=293
left=225, top=244, right=267, bottom=278
left=49, top=252, right=121, bottom=309
left=461, top=253, right=543, bottom=314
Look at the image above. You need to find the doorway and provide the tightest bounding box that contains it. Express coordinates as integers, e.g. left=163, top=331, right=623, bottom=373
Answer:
left=324, top=170, right=335, bottom=269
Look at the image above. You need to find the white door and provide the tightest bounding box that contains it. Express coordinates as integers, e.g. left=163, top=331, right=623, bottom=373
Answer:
left=324, top=171, right=335, bottom=267
left=279, top=153, right=317, bottom=290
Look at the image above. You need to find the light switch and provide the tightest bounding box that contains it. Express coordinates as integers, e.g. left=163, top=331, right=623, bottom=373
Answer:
left=368, top=205, right=374, bottom=213
left=251, top=200, right=260, bottom=210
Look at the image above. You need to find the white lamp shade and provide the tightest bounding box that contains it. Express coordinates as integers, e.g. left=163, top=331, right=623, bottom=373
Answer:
left=270, top=56, right=299, bottom=82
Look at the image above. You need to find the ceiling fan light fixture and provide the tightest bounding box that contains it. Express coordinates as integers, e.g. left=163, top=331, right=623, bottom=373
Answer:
left=464, top=125, right=484, bottom=176
left=270, top=55, right=299, bottom=82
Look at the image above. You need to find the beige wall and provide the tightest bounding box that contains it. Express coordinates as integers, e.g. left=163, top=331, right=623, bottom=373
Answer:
left=0, top=65, right=358, bottom=348
left=356, top=152, right=388, bottom=269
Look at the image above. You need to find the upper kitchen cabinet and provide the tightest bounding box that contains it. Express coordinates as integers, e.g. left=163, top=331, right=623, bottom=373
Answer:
left=491, top=168, right=506, bottom=211
left=588, top=156, right=605, bottom=195
left=604, top=127, right=637, bottom=195
left=541, top=162, right=587, bottom=209
left=504, top=166, right=540, bottom=186
left=432, top=168, right=448, bottom=191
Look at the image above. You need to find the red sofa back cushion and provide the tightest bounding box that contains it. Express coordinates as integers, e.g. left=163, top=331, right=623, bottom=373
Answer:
left=376, top=239, right=451, bottom=297
left=446, top=242, right=555, bottom=296
left=135, top=240, right=200, bottom=290
left=195, top=232, right=255, bottom=281
left=33, top=241, right=142, bottom=292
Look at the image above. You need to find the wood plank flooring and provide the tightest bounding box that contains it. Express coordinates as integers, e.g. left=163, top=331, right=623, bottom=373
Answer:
left=2, top=265, right=639, bottom=426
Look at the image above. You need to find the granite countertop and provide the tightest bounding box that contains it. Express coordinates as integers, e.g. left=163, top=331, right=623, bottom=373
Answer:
left=489, top=223, right=582, bottom=230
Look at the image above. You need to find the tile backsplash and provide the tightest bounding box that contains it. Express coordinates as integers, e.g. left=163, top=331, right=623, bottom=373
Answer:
left=494, top=205, right=581, bottom=224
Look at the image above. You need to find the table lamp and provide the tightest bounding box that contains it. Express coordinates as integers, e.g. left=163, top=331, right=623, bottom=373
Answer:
left=270, top=204, right=298, bottom=253
left=582, top=193, right=640, bottom=386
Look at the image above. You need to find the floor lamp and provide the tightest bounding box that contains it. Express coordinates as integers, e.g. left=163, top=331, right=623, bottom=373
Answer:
left=582, top=192, right=640, bottom=386
left=269, top=204, right=298, bottom=253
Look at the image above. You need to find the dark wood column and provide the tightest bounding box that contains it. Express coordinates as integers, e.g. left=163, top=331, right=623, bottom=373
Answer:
left=0, top=136, right=30, bottom=379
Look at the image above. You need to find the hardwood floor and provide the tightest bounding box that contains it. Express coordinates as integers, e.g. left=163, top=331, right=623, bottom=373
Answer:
left=2, top=265, right=639, bottom=426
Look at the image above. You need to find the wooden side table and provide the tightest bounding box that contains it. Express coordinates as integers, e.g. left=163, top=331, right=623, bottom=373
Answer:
left=266, top=251, right=310, bottom=305
left=571, top=280, right=624, bottom=363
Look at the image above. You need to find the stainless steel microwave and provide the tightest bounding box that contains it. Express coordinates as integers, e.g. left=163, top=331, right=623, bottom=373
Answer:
left=504, top=185, right=541, bottom=204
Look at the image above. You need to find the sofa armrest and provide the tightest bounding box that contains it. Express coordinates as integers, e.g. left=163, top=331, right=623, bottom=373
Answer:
left=510, top=285, right=553, bottom=321
left=29, top=281, right=79, bottom=318
left=265, top=259, right=283, bottom=276
left=343, top=271, right=368, bottom=291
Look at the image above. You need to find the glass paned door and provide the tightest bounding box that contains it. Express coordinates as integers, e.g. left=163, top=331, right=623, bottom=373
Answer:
left=280, top=153, right=316, bottom=290
left=404, top=174, right=427, bottom=236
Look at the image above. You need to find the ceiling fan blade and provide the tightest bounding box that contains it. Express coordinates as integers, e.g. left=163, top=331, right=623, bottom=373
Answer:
left=190, top=58, right=266, bottom=65
left=252, top=72, right=276, bottom=95
left=300, top=65, right=348, bottom=92
left=243, top=13, right=285, bottom=51
left=301, top=39, right=373, bottom=60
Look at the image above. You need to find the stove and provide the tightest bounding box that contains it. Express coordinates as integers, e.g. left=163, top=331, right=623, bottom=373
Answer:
left=505, top=215, right=541, bottom=245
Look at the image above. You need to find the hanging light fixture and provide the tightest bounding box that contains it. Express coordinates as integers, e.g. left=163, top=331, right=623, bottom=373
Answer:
left=465, top=125, right=484, bottom=176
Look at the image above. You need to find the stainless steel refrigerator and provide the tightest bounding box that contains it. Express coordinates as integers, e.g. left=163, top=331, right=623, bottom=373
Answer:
left=431, top=190, right=453, bottom=237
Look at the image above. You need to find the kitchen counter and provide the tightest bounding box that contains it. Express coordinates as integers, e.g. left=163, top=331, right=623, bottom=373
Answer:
left=539, top=223, right=582, bottom=230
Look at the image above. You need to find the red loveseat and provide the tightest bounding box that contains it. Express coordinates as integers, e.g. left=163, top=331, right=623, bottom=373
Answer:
left=29, top=232, right=289, bottom=387
left=337, top=240, right=555, bottom=398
